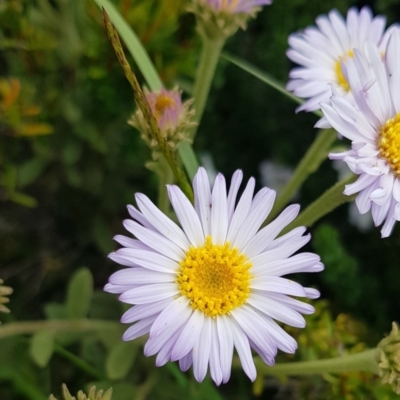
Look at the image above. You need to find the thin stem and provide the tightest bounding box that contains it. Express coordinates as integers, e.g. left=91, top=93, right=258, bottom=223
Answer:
left=255, top=348, right=380, bottom=376
left=157, top=157, right=173, bottom=214
left=54, top=344, right=106, bottom=380
left=190, top=35, right=226, bottom=141
left=102, top=8, right=194, bottom=203
left=266, top=129, right=337, bottom=223
left=281, top=173, right=357, bottom=234
left=0, top=319, right=123, bottom=340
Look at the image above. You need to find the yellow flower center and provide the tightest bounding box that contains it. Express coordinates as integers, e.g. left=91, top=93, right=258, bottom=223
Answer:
left=154, top=94, right=176, bottom=120
left=334, top=50, right=354, bottom=91
left=177, top=236, right=252, bottom=317
left=378, top=112, right=400, bottom=176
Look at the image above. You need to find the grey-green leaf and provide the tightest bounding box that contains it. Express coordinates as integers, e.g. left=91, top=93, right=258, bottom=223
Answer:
left=106, top=341, right=138, bottom=380
left=30, top=331, right=54, bottom=368
left=66, top=268, right=94, bottom=319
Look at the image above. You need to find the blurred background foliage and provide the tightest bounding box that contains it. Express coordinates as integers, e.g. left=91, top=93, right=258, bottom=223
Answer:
left=0, top=0, right=400, bottom=399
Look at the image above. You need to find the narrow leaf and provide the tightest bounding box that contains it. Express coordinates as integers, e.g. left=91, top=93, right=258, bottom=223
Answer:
left=92, top=0, right=162, bottom=91
left=222, top=52, right=323, bottom=118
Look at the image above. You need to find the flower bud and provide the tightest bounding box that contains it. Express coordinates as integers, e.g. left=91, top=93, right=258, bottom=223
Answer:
left=129, top=87, right=195, bottom=159
left=188, top=0, right=272, bottom=40
left=378, top=322, right=400, bottom=394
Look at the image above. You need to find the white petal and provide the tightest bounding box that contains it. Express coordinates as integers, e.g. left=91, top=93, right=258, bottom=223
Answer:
left=112, top=248, right=178, bottom=273
left=217, top=316, right=234, bottom=384
left=109, top=268, right=174, bottom=285
left=113, top=235, right=150, bottom=250
left=121, top=299, right=172, bottom=323
left=168, top=185, right=204, bottom=247
left=211, top=174, right=228, bottom=245
left=233, top=188, right=276, bottom=251
left=226, top=177, right=255, bottom=243
left=227, top=170, right=243, bottom=220
left=171, top=310, right=204, bottom=361
left=123, top=220, right=185, bottom=262
left=135, top=193, right=190, bottom=250
left=247, top=293, right=306, bottom=328
left=179, top=352, right=193, bottom=372
left=150, top=297, right=191, bottom=337
left=122, top=316, right=154, bottom=341
left=261, top=292, right=315, bottom=314
left=250, top=234, right=311, bottom=267
left=242, top=204, right=301, bottom=257
left=231, top=306, right=277, bottom=359
left=194, top=167, right=212, bottom=237
left=119, top=283, right=178, bottom=305
left=209, top=321, right=223, bottom=385
left=252, top=253, right=321, bottom=277
left=250, top=276, right=307, bottom=297
left=230, top=319, right=257, bottom=381
left=193, top=316, right=212, bottom=382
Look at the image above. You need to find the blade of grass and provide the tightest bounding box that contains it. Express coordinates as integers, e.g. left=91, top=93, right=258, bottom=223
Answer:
left=222, top=53, right=323, bottom=118
left=92, top=0, right=163, bottom=91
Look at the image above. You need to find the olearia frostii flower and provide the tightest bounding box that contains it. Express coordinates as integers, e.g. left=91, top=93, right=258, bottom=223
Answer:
left=188, top=0, right=272, bottom=40
left=105, top=167, right=323, bottom=384
left=286, top=7, right=397, bottom=113
left=321, top=28, right=400, bottom=237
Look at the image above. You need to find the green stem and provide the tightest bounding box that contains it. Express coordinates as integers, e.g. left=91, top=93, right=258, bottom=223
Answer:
left=256, top=348, right=380, bottom=376
left=158, top=157, right=173, bottom=214
left=0, top=319, right=123, bottom=340
left=178, top=142, right=199, bottom=181
left=54, top=344, right=106, bottom=380
left=9, top=370, right=47, bottom=400
left=190, top=35, right=226, bottom=141
left=281, top=173, right=357, bottom=234
left=267, top=129, right=337, bottom=223
left=102, top=9, right=194, bottom=203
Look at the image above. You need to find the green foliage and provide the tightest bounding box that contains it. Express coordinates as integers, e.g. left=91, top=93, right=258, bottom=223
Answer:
left=313, top=223, right=361, bottom=308
left=1, top=0, right=400, bottom=399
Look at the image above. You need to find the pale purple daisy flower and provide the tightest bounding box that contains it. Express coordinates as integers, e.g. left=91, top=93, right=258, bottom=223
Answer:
left=321, top=28, right=400, bottom=237
left=204, top=0, right=272, bottom=14
left=287, top=6, right=396, bottom=113
left=105, top=167, right=323, bottom=384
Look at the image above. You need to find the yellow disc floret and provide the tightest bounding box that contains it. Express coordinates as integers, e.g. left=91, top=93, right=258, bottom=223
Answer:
left=177, top=236, right=252, bottom=317
left=334, top=50, right=354, bottom=91
left=154, top=94, right=177, bottom=120
left=378, top=112, right=400, bottom=176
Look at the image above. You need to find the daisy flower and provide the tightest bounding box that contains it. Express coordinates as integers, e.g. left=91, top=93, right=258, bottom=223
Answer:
left=203, top=0, right=272, bottom=14
left=105, top=167, right=323, bottom=384
left=321, top=28, right=400, bottom=238
left=188, top=0, right=272, bottom=39
left=287, top=6, right=396, bottom=112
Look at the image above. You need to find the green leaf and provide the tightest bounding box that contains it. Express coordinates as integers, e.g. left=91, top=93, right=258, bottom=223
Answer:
left=92, top=0, right=162, bottom=91
left=66, top=268, right=94, bottom=319
left=18, top=158, right=47, bottom=187
left=30, top=331, right=54, bottom=368
left=106, top=341, right=138, bottom=380
left=44, top=303, right=67, bottom=320
left=222, top=52, right=323, bottom=118
left=178, top=142, right=200, bottom=181
left=9, top=191, right=38, bottom=208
